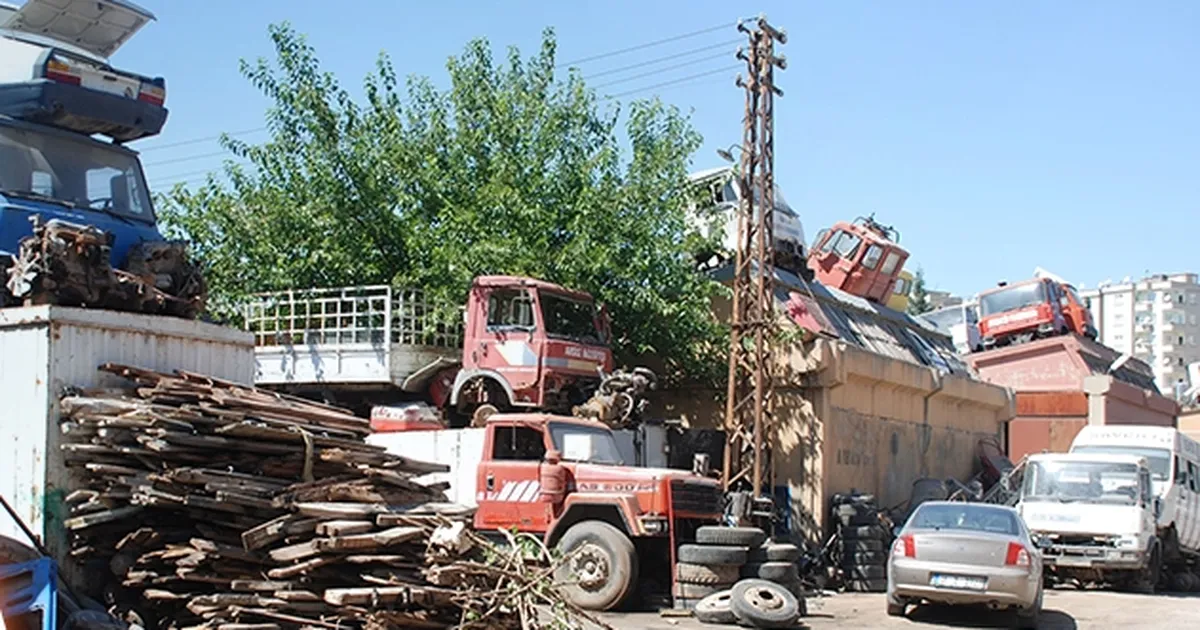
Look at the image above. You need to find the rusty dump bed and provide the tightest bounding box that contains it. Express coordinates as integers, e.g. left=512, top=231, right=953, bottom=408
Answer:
left=709, top=264, right=970, bottom=376
left=966, top=333, right=1159, bottom=393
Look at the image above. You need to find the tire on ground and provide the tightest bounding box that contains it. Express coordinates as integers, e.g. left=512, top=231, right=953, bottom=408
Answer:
left=676, top=562, right=740, bottom=585
left=677, top=544, right=748, bottom=566
left=693, top=589, right=738, bottom=624
left=741, top=562, right=799, bottom=583
left=695, top=526, right=767, bottom=548
left=844, top=564, right=886, bottom=580
left=749, top=543, right=802, bottom=563
left=677, top=581, right=733, bottom=600
left=729, top=578, right=802, bottom=629
left=553, top=520, right=638, bottom=611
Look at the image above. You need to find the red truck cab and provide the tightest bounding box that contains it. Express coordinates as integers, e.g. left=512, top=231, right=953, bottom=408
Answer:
left=977, top=278, right=1097, bottom=350
left=447, top=276, right=615, bottom=425
left=473, top=413, right=724, bottom=610
left=807, top=216, right=909, bottom=304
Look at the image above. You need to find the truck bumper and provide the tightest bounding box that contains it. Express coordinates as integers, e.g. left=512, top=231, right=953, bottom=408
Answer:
left=1043, top=545, right=1145, bottom=571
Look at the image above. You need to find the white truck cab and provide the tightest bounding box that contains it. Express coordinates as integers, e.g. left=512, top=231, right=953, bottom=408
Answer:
left=1017, top=452, right=1160, bottom=590
left=686, top=166, right=807, bottom=274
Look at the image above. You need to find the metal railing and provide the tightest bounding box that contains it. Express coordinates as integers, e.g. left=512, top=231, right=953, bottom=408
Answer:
left=243, top=285, right=463, bottom=349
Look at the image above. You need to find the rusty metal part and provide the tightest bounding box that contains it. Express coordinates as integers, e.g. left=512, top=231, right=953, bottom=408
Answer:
left=5, top=217, right=206, bottom=319
left=573, top=367, right=657, bottom=428
left=723, top=16, right=786, bottom=517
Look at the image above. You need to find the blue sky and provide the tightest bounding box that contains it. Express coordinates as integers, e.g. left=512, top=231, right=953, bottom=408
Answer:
left=107, top=0, right=1198, bottom=297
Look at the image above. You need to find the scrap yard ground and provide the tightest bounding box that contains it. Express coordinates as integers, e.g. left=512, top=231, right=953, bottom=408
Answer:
left=601, top=590, right=1200, bottom=629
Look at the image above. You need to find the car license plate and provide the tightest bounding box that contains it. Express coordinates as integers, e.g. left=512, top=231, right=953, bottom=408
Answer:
left=929, top=573, right=987, bottom=591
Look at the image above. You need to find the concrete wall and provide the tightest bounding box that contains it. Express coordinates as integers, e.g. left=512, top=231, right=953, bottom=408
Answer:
left=653, top=338, right=1014, bottom=542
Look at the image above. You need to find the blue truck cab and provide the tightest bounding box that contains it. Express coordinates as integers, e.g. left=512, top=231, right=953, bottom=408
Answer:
left=0, top=0, right=168, bottom=275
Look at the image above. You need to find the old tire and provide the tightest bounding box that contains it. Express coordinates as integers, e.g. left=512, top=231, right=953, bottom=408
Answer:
left=841, top=525, right=887, bottom=540
left=1130, top=544, right=1162, bottom=594
left=843, top=538, right=884, bottom=553
left=694, top=589, right=738, bottom=624
left=742, top=561, right=799, bottom=583
left=553, top=520, right=638, bottom=611
left=678, top=544, right=748, bottom=566
left=749, top=543, right=801, bottom=563
left=848, top=550, right=886, bottom=564
left=844, top=564, right=886, bottom=580
left=846, top=577, right=888, bottom=592
left=696, top=526, right=767, bottom=548
left=677, top=582, right=732, bottom=600
left=676, top=562, right=740, bottom=585
left=729, top=579, right=801, bottom=629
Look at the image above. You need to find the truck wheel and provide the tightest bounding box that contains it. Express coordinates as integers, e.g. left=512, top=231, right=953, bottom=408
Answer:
left=553, top=520, right=638, bottom=611
left=1130, top=544, right=1162, bottom=594
left=729, top=579, right=801, bottom=629
left=694, top=589, right=738, bottom=624
left=696, top=525, right=767, bottom=547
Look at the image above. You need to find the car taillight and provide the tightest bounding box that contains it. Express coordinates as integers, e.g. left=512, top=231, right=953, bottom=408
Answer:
left=44, top=58, right=81, bottom=85
left=138, top=81, right=166, bottom=106
left=892, top=534, right=915, bottom=558
left=1005, top=542, right=1031, bottom=568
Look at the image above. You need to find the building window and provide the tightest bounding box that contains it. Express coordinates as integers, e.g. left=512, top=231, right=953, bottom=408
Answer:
left=1180, top=336, right=1186, bottom=346
left=1191, top=293, right=1198, bottom=305
left=1192, top=315, right=1198, bottom=326
left=1179, top=357, right=1187, bottom=367
left=1179, top=294, right=1187, bottom=304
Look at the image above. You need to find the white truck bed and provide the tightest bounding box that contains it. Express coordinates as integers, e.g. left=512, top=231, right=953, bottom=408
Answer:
left=244, top=285, right=462, bottom=389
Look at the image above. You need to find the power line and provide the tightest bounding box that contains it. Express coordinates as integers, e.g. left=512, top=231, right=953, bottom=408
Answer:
left=137, top=127, right=267, bottom=152
left=591, top=52, right=733, bottom=90
left=581, top=39, right=740, bottom=80
left=149, top=165, right=235, bottom=185
left=602, top=65, right=740, bottom=100
left=557, top=22, right=733, bottom=68
left=143, top=150, right=232, bottom=168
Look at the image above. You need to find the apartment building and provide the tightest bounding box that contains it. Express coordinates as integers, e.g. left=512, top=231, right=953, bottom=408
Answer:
left=1081, top=273, right=1200, bottom=396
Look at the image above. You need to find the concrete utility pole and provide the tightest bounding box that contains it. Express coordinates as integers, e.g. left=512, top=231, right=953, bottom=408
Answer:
left=722, top=15, right=786, bottom=525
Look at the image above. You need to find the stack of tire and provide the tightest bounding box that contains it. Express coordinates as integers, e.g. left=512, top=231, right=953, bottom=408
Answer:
left=674, top=526, right=764, bottom=608
left=743, top=540, right=805, bottom=602
left=832, top=492, right=891, bottom=593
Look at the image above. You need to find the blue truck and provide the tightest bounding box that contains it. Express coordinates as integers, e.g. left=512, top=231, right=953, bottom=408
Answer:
left=0, top=0, right=203, bottom=317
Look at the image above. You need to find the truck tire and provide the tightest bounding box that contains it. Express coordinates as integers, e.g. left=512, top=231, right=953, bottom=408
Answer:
left=729, top=579, right=801, bottom=629
left=844, top=564, right=886, bottom=580
left=843, top=538, right=884, bottom=553
left=696, top=525, right=767, bottom=548
left=742, top=562, right=799, bottom=583
left=676, top=582, right=732, bottom=600
left=749, top=543, right=801, bottom=563
left=846, top=577, right=888, bottom=592
left=553, top=520, right=638, bottom=611
left=678, top=544, right=748, bottom=566
left=848, top=550, right=886, bottom=564
left=694, top=589, right=737, bottom=624
left=1129, top=544, right=1162, bottom=594
left=841, top=524, right=887, bottom=540
left=676, top=562, right=739, bottom=585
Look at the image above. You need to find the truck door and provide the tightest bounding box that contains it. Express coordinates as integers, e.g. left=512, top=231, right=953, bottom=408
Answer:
left=475, top=422, right=553, bottom=532
left=478, top=287, right=542, bottom=405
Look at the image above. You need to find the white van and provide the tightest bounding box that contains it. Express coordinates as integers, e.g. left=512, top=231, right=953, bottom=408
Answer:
left=1070, top=426, right=1200, bottom=560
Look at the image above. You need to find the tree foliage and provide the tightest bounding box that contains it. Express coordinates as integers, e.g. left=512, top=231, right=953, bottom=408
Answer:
left=159, top=22, right=726, bottom=381
left=907, top=267, right=933, bottom=315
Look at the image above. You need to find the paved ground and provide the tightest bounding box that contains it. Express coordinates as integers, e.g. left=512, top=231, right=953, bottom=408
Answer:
left=600, top=588, right=1200, bottom=629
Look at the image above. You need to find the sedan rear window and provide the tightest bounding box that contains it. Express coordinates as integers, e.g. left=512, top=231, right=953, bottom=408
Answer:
left=908, top=503, right=1019, bottom=536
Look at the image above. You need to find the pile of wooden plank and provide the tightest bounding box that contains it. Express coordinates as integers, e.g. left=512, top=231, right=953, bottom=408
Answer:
left=59, top=364, right=607, bottom=630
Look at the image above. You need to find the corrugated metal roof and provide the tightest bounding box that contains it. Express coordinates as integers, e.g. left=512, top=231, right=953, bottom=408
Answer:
left=709, top=264, right=971, bottom=376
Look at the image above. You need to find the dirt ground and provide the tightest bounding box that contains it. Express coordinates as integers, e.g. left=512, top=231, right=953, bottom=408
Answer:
left=599, top=588, right=1200, bottom=629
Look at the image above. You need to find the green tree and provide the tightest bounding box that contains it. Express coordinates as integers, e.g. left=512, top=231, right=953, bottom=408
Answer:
left=159, top=22, right=726, bottom=381
left=907, top=267, right=933, bottom=315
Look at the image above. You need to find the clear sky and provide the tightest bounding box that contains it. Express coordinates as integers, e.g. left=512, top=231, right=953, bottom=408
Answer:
left=106, top=0, right=1199, bottom=298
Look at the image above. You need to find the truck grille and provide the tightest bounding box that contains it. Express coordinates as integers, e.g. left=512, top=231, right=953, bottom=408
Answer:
left=670, top=480, right=723, bottom=515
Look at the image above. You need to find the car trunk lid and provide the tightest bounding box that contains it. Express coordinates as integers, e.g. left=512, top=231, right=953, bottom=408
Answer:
left=909, top=530, right=1017, bottom=568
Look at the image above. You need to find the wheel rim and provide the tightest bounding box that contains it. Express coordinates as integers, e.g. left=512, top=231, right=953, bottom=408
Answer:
left=744, top=585, right=786, bottom=613
left=571, top=543, right=611, bottom=590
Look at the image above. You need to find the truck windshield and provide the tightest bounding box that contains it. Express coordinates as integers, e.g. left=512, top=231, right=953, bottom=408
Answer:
left=540, top=292, right=603, bottom=344
left=1023, top=460, right=1143, bottom=505
left=549, top=422, right=623, bottom=465
left=0, top=124, right=153, bottom=221
left=980, top=283, right=1046, bottom=316
left=1071, top=445, right=1170, bottom=481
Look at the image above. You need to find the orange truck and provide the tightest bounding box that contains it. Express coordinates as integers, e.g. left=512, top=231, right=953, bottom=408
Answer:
left=371, top=412, right=725, bottom=610
left=976, top=278, right=1097, bottom=351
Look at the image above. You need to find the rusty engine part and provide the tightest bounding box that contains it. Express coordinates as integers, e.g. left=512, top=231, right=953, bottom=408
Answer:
left=6, top=217, right=206, bottom=319
left=573, top=366, right=658, bottom=428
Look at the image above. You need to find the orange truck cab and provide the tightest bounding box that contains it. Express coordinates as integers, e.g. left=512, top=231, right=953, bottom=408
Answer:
left=472, top=413, right=724, bottom=611
left=807, top=216, right=909, bottom=304
left=977, top=278, right=1097, bottom=350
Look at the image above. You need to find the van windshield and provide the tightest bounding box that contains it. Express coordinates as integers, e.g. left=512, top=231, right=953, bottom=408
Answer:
left=1071, top=445, right=1170, bottom=481
left=980, top=283, right=1046, bottom=316
left=0, top=124, right=154, bottom=221
left=1023, top=460, right=1144, bottom=505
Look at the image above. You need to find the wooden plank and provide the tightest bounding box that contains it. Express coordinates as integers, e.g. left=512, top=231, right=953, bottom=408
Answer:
left=265, top=557, right=332, bottom=580
left=295, top=503, right=388, bottom=519
left=314, top=520, right=374, bottom=537
left=315, top=526, right=423, bottom=553
left=62, top=506, right=142, bottom=530
left=266, top=540, right=321, bottom=563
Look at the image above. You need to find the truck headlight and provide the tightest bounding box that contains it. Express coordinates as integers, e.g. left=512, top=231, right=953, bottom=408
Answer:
left=639, top=516, right=668, bottom=534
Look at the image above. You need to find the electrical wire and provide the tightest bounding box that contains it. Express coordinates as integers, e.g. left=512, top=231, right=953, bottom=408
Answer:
left=137, top=127, right=267, bottom=152
left=581, top=39, right=740, bottom=80
left=591, top=52, right=733, bottom=90
left=602, top=65, right=741, bottom=100
left=557, top=22, right=734, bottom=68
left=143, top=150, right=233, bottom=168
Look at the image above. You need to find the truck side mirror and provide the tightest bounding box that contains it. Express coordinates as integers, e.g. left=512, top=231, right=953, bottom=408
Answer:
left=1033, top=535, right=1052, bottom=550
left=1154, top=497, right=1163, bottom=519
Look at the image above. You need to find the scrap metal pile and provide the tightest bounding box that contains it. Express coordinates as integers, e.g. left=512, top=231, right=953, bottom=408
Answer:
left=6, top=218, right=206, bottom=319
left=59, top=364, right=609, bottom=630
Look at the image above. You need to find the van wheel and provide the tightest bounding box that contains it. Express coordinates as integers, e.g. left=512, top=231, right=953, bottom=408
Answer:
left=554, top=520, right=638, bottom=611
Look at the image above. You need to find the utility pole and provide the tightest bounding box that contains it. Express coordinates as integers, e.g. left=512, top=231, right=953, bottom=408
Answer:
left=722, top=15, right=786, bottom=525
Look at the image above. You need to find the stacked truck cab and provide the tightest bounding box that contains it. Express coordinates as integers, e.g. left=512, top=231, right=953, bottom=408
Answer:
left=976, top=277, right=1097, bottom=351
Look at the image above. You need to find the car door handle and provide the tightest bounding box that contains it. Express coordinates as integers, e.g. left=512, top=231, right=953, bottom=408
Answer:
left=486, top=473, right=495, bottom=491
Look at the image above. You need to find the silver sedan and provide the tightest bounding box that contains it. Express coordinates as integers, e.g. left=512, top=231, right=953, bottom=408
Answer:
left=886, top=501, right=1044, bottom=628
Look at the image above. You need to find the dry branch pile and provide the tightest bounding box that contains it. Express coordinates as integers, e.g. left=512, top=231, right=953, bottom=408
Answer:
left=60, top=364, right=609, bottom=630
